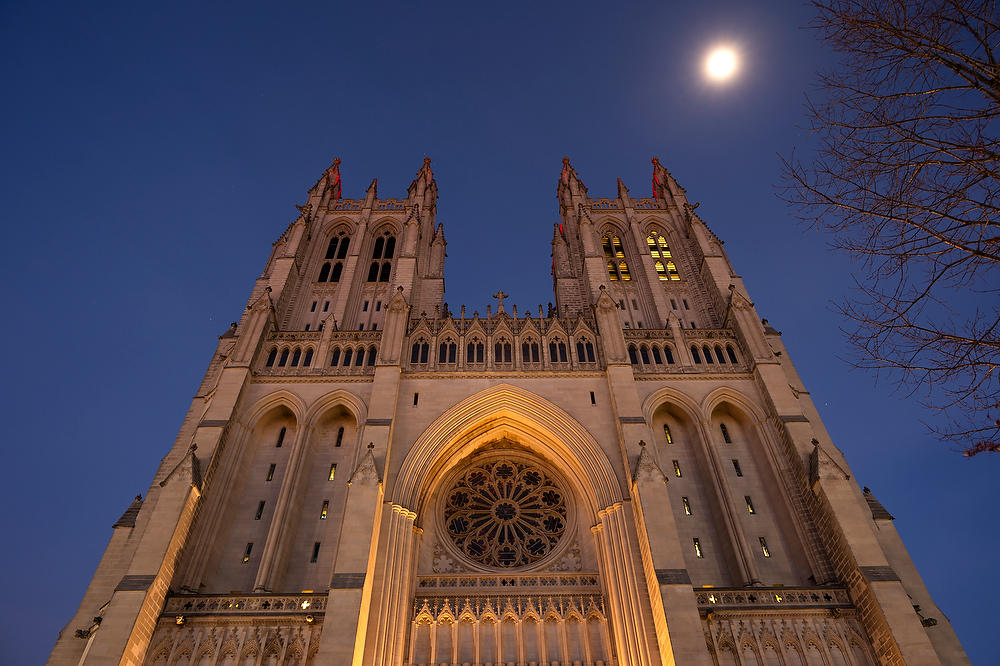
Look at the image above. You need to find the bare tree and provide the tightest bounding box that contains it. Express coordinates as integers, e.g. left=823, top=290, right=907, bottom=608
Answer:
left=782, top=0, right=1000, bottom=456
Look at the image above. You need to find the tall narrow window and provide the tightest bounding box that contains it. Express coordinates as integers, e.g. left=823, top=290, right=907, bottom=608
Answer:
left=242, top=543, right=253, bottom=564
left=320, top=500, right=329, bottom=520
left=663, top=424, right=673, bottom=445
left=310, top=301, right=317, bottom=312
left=328, top=464, right=337, bottom=481
left=320, top=233, right=348, bottom=282
left=652, top=347, right=663, bottom=364
left=310, top=542, right=321, bottom=563
left=664, top=347, right=675, bottom=364
left=720, top=423, right=732, bottom=443
left=732, top=459, right=743, bottom=477
left=291, top=349, right=301, bottom=366
left=342, top=348, right=353, bottom=366
left=590, top=391, right=596, bottom=405
left=275, top=427, right=286, bottom=448
left=646, top=234, right=680, bottom=280
left=266, top=464, right=276, bottom=482
left=317, top=263, right=331, bottom=282
left=367, top=231, right=396, bottom=282
left=672, top=460, right=682, bottom=477
left=628, top=346, right=639, bottom=364
left=693, top=538, right=704, bottom=558
left=691, top=346, right=701, bottom=364
left=759, top=537, right=771, bottom=557
left=602, top=235, right=631, bottom=281
left=254, top=501, right=265, bottom=520
left=715, top=346, right=727, bottom=364
left=265, top=349, right=277, bottom=367
left=745, top=495, right=756, bottom=514
left=682, top=496, right=692, bottom=515
left=727, top=346, right=738, bottom=364
left=303, top=349, right=313, bottom=366
left=278, top=349, right=289, bottom=367
left=335, top=427, right=344, bottom=447
left=330, top=348, right=341, bottom=366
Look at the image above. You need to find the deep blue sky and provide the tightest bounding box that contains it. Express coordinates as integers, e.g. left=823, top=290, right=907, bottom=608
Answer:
left=1, top=2, right=995, bottom=663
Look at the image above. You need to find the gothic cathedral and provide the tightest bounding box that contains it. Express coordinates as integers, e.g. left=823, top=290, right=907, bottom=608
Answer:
left=50, top=158, right=969, bottom=665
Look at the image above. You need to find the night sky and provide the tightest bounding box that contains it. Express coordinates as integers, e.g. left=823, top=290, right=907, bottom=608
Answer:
left=2, top=2, right=995, bottom=663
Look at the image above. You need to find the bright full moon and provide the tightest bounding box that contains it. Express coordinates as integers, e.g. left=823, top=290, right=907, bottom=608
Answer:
left=705, top=47, right=738, bottom=81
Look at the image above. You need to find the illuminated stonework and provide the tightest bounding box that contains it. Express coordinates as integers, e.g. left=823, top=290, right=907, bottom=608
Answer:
left=443, top=459, right=568, bottom=569
left=52, top=157, right=968, bottom=666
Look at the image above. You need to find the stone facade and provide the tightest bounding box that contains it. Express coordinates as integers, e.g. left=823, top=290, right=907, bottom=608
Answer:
left=50, top=158, right=969, bottom=665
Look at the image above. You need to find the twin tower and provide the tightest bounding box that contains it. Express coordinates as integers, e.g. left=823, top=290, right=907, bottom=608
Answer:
left=51, top=158, right=968, bottom=665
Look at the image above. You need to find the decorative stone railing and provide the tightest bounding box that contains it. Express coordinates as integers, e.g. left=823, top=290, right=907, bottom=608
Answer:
left=632, top=198, right=662, bottom=209
left=590, top=198, right=622, bottom=210
left=416, top=573, right=600, bottom=596
left=624, top=328, right=748, bottom=374
left=328, top=199, right=364, bottom=210
left=695, top=587, right=852, bottom=611
left=375, top=198, right=408, bottom=210
left=163, top=593, right=326, bottom=617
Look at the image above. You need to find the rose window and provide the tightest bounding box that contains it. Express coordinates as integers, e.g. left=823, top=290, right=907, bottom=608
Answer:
left=443, top=460, right=568, bottom=569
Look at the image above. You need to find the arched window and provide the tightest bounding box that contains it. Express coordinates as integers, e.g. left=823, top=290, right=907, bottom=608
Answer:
left=439, top=339, right=456, bottom=364
left=290, top=349, right=301, bottom=366
left=330, top=348, right=340, bottom=366
left=354, top=347, right=364, bottom=366
left=602, top=234, right=631, bottom=281
left=335, top=427, right=344, bottom=447
left=367, top=231, right=396, bottom=282
left=342, top=348, right=353, bottom=366
left=548, top=339, right=567, bottom=363
left=275, top=427, right=286, bottom=448
left=628, top=345, right=639, bottom=364
left=303, top=349, right=313, bottom=367
left=640, top=346, right=651, bottom=364
left=319, top=232, right=349, bottom=282
left=366, top=346, right=378, bottom=366
left=720, top=423, right=732, bottom=443
left=495, top=339, right=512, bottom=363
left=521, top=340, right=540, bottom=363
left=646, top=233, right=680, bottom=280
left=278, top=349, right=289, bottom=367
left=266, top=348, right=277, bottom=367
left=467, top=339, right=484, bottom=363
left=576, top=341, right=586, bottom=362
left=664, top=346, right=675, bottom=364
left=690, top=345, right=701, bottom=364
left=652, top=347, right=663, bottom=364
left=410, top=339, right=429, bottom=364
left=663, top=424, right=673, bottom=444
left=715, top=346, right=726, bottom=364
left=727, top=346, right=738, bottom=364
left=585, top=341, right=595, bottom=362
left=703, top=345, right=714, bottom=364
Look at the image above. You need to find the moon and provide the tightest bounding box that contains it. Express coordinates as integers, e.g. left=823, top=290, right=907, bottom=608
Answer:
left=705, top=47, right=738, bottom=81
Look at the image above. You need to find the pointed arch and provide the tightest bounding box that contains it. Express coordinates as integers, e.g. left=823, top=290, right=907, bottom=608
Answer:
left=394, top=384, right=622, bottom=517
left=303, top=388, right=368, bottom=429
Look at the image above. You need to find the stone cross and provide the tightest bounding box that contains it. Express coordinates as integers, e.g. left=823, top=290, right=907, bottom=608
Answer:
left=492, top=290, right=509, bottom=313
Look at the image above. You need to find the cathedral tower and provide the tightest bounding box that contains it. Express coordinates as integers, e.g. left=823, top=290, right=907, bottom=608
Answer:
left=50, top=158, right=969, bottom=665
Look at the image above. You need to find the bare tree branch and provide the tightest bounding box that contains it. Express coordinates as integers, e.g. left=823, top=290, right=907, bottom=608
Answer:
left=781, top=0, right=1000, bottom=456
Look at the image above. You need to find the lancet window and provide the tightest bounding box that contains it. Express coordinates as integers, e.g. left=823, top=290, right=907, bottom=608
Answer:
left=647, top=233, right=680, bottom=281
left=602, top=234, right=631, bottom=281
left=317, top=231, right=349, bottom=282
left=366, top=230, right=396, bottom=282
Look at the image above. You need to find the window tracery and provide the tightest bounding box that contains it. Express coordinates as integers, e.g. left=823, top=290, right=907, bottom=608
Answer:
left=646, top=233, right=680, bottom=280
left=443, top=460, right=568, bottom=569
left=602, top=234, right=631, bottom=281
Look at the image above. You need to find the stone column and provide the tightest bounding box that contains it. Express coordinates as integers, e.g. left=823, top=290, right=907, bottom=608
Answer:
left=366, top=503, right=420, bottom=664
left=592, top=502, right=660, bottom=666
left=631, top=444, right=714, bottom=665
left=312, top=446, right=383, bottom=664
left=253, top=425, right=311, bottom=592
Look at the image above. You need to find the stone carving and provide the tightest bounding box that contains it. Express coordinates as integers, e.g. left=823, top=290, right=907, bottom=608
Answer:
left=443, top=459, right=567, bottom=569
left=551, top=541, right=582, bottom=572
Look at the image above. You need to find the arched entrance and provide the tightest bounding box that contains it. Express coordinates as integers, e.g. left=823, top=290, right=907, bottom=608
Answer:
left=363, top=384, right=660, bottom=665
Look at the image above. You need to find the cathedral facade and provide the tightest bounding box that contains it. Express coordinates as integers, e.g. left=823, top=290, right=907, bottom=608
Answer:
left=50, top=158, right=969, bottom=665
